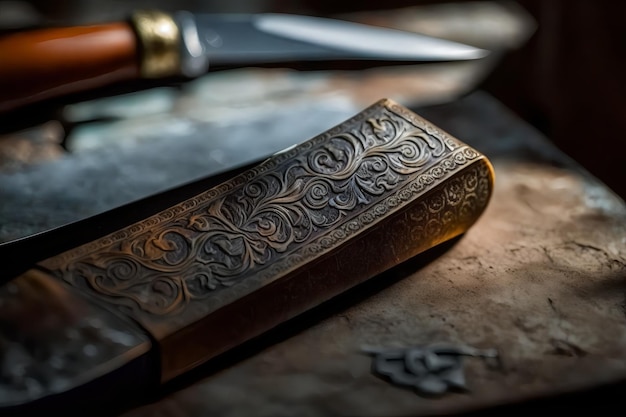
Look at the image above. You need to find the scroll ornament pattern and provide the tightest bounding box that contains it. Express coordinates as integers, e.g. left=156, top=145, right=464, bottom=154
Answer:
left=49, top=106, right=484, bottom=318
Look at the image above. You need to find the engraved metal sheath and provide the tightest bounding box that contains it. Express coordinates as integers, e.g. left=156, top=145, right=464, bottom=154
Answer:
left=0, top=99, right=494, bottom=412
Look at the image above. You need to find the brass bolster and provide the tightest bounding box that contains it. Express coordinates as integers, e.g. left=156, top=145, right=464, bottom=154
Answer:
left=39, top=99, right=495, bottom=382
left=130, top=10, right=181, bottom=78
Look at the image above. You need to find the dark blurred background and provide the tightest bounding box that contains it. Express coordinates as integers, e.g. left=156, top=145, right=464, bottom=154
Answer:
left=484, top=1, right=626, bottom=201
left=1, top=0, right=624, bottom=199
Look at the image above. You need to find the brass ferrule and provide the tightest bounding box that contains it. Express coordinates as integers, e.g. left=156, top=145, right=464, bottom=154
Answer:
left=130, top=10, right=181, bottom=78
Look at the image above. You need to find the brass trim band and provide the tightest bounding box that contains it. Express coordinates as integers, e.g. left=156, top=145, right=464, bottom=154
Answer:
left=130, top=10, right=181, bottom=78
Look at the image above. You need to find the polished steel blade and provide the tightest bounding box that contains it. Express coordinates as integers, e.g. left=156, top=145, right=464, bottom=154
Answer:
left=193, top=13, right=488, bottom=66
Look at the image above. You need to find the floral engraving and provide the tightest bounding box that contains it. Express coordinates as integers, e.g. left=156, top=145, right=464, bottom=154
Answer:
left=41, top=100, right=489, bottom=324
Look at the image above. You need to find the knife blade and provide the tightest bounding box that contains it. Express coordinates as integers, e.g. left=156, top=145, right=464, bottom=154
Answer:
left=0, top=10, right=487, bottom=112
left=0, top=99, right=494, bottom=414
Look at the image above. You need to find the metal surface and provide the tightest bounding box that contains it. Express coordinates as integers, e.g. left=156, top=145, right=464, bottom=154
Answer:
left=100, top=92, right=626, bottom=417
left=0, top=97, right=493, bottom=413
left=364, top=344, right=499, bottom=395
left=194, top=13, right=488, bottom=66
left=21, top=99, right=495, bottom=386
left=130, top=10, right=181, bottom=78
left=8, top=4, right=622, bottom=414
left=0, top=269, right=151, bottom=408
left=2, top=88, right=626, bottom=415
left=175, top=11, right=210, bottom=78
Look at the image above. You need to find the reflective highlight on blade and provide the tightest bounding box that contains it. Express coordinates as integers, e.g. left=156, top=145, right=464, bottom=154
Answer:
left=195, top=13, right=488, bottom=66
left=255, top=14, right=488, bottom=61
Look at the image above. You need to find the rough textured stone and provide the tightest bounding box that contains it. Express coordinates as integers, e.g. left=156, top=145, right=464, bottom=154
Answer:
left=2, top=92, right=625, bottom=416
left=114, top=94, right=626, bottom=417
left=6, top=3, right=618, bottom=415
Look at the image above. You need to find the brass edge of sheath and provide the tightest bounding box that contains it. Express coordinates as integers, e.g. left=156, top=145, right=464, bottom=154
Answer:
left=130, top=10, right=181, bottom=78
left=40, top=99, right=495, bottom=383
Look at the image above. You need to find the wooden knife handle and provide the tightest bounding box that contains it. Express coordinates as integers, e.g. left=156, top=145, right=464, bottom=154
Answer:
left=0, top=11, right=182, bottom=113
left=0, top=22, right=140, bottom=112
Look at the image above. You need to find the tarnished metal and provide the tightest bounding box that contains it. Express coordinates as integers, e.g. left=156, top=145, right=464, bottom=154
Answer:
left=38, top=99, right=494, bottom=382
left=0, top=269, right=150, bottom=407
left=363, top=344, right=499, bottom=396
left=1, top=99, right=493, bottom=409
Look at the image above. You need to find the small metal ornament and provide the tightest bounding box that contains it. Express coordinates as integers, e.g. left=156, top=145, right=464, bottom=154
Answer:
left=363, top=344, right=499, bottom=396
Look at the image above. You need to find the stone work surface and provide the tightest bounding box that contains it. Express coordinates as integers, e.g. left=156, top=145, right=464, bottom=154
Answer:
left=113, top=93, right=623, bottom=416
left=4, top=3, right=622, bottom=415
left=2, top=92, right=625, bottom=415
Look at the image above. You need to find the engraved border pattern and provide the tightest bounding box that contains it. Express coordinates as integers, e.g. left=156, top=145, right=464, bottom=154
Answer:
left=44, top=101, right=464, bottom=269
left=42, top=100, right=489, bottom=330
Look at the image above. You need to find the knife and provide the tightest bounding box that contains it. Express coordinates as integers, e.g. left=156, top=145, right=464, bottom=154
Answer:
left=0, top=10, right=487, bottom=112
left=0, top=99, right=494, bottom=414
